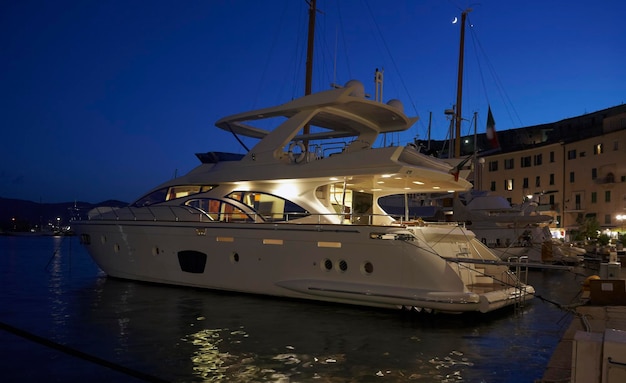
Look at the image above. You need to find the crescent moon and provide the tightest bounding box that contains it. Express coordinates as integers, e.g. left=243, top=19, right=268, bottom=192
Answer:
left=452, top=16, right=458, bottom=24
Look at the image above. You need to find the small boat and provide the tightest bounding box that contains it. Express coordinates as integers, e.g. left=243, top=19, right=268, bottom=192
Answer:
left=74, top=80, right=534, bottom=314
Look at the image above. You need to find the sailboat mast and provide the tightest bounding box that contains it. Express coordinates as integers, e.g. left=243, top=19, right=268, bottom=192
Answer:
left=305, top=0, right=316, bottom=97
left=426, top=110, right=433, bottom=151
left=303, top=0, right=316, bottom=147
left=454, top=8, right=472, bottom=158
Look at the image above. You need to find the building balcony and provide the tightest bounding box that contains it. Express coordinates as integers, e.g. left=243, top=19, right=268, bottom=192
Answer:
left=536, top=203, right=560, bottom=213
left=594, top=174, right=616, bottom=185
left=564, top=204, right=585, bottom=213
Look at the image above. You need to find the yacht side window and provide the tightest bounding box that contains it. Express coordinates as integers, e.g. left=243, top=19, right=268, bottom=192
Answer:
left=133, top=187, right=169, bottom=207
left=166, top=185, right=215, bottom=200
left=133, top=185, right=215, bottom=207
left=186, top=198, right=253, bottom=222
left=226, top=191, right=309, bottom=222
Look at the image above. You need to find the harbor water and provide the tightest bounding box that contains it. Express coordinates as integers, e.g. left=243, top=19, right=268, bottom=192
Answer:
left=1, top=235, right=591, bottom=382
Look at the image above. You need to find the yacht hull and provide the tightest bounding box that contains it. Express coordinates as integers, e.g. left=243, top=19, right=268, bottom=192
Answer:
left=75, top=220, right=533, bottom=313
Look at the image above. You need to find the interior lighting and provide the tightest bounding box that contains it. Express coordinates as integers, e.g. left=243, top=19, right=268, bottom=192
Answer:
left=271, top=183, right=299, bottom=199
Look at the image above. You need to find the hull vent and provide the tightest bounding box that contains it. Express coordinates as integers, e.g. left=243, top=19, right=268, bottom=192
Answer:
left=177, top=250, right=207, bottom=273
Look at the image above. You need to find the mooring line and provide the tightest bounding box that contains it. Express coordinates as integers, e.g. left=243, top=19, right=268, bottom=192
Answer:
left=0, top=321, right=170, bottom=383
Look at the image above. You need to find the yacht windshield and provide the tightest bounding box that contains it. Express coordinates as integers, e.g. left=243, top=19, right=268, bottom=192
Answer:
left=133, top=185, right=216, bottom=207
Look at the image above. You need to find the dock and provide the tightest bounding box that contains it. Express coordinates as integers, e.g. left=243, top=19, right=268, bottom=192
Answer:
left=538, top=264, right=626, bottom=383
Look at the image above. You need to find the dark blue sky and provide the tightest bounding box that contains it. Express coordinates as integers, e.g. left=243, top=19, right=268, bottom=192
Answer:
left=2, top=0, right=624, bottom=203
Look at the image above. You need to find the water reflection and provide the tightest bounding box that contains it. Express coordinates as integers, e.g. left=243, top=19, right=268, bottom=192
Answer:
left=186, top=327, right=229, bottom=381
left=86, top=276, right=514, bottom=382
left=48, top=236, right=70, bottom=343
left=0, top=236, right=591, bottom=383
left=110, top=279, right=569, bottom=380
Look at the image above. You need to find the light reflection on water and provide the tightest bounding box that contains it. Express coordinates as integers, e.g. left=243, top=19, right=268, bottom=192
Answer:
left=0, top=236, right=588, bottom=382
left=181, top=323, right=476, bottom=382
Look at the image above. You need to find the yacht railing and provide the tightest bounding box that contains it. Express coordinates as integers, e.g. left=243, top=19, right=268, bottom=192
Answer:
left=85, top=206, right=473, bottom=228
left=505, top=255, right=530, bottom=311
left=85, top=206, right=407, bottom=225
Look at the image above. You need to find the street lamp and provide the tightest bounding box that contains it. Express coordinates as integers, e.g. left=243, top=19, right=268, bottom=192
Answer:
left=478, top=157, right=485, bottom=190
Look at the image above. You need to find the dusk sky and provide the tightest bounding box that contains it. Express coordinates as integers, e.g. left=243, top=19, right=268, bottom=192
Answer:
left=2, top=0, right=625, bottom=204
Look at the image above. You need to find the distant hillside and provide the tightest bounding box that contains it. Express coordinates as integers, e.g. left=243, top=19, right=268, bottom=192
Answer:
left=0, top=198, right=127, bottom=232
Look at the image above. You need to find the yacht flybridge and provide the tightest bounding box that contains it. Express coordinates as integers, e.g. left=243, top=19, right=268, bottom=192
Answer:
left=75, top=80, right=534, bottom=314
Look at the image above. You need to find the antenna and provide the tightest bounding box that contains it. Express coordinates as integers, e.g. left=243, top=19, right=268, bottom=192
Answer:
left=374, top=68, right=384, bottom=102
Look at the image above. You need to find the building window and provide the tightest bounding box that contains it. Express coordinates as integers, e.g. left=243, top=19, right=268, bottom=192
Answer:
left=570, top=172, right=575, bottom=183
left=605, top=214, right=611, bottom=225
left=591, top=168, right=597, bottom=180
left=488, top=160, right=498, bottom=171
left=614, top=141, right=619, bottom=151
left=549, top=195, right=555, bottom=205
left=567, top=149, right=576, bottom=160
left=505, top=179, right=514, bottom=191
left=533, top=154, right=543, bottom=166
left=594, top=143, right=603, bottom=155
left=591, top=192, right=597, bottom=203
left=535, top=176, right=541, bottom=187
left=580, top=151, right=586, bottom=157
left=550, top=151, right=555, bottom=163
left=504, top=158, right=514, bottom=169
left=605, top=190, right=611, bottom=202
left=490, top=181, right=496, bottom=191
left=523, top=177, right=529, bottom=188
left=607, top=173, right=615, bottom=183
left=549, top=173, right=555, bottom=185
left=521, top=156, right=531, bottom=168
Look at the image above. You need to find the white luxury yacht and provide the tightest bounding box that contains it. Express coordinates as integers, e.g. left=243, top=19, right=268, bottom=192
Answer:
left=453, top=191, right=583, bottom=265
left=74, top=80, right=534, bottom=313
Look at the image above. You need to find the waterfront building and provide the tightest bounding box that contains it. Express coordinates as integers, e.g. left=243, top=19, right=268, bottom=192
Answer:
left=477, top=104, right=626, bottom=240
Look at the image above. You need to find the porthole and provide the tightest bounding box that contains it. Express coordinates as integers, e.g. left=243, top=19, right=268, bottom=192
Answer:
left=338, top=259, right=348, bottom=272
left=322, top=258, right=333, bottom=271
left=152, top=246, right=160, bottom=256
left=230, top=252, right=240, bottom=263
left=361, top=261, right=374, bottom=275
left=100, top=235, right=107, bottom=244
left=113, top=243, right=120, bottom=253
